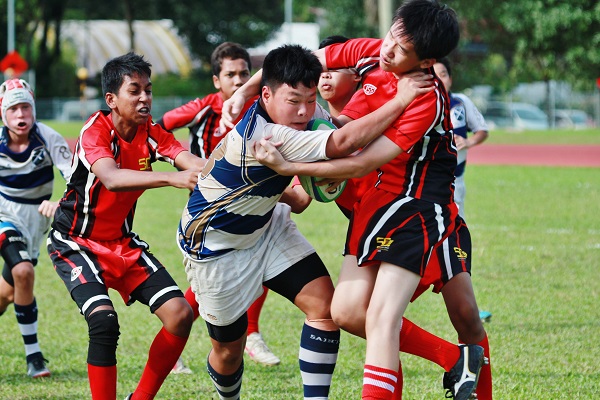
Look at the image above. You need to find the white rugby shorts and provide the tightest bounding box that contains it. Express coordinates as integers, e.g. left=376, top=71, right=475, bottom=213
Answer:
left=184, top=203, right=315, bottom=326
left=0, top=197, right=50, bottom=260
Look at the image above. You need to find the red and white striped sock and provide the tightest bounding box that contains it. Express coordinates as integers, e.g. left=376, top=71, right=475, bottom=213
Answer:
left=362, top=364, right=398, bottom=400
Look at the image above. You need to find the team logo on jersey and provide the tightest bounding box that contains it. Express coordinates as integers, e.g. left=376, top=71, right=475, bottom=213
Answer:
left=376, top=237, right=394, bottom=251
left=451, top=106, right=467, bottom=128
left=71, top=266, right=83, bottom=281
left=453, top=247, right=468, bottom=260
left=138, top=157, right=151, bottom=171
left=363, top=84, right=377, bottom=95
left=32, top=148, right=47, bottom=166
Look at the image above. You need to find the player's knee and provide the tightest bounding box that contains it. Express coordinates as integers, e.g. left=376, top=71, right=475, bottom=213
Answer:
left=331, top=299, right=365, bottom=332
left=157, top=298, right=193, bottom=337
left=212, top=341, right=245, bottom=368
left=10, top=262, right=35, bottom=286
left=86, top=309, right=120, bottom=366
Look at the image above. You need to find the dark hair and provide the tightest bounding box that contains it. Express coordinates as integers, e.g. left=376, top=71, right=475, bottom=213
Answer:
left=319, top=35, right=350, bottom=49
left=260, top=45, right=322, bottom=92
left=101, top=52, right=152, bottom=96
left=392, top=0, right=459, bottom=61
left=211, top=42, right=251, bottom=76
left=436, top=57, right=452, bottom=77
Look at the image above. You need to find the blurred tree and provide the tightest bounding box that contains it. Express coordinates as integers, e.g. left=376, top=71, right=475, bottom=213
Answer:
left=164, top=0, right=284, bottom=63
left=2, top=0, right=597, bottom=98
left=319, top=0, right=379, bottom=39
left=447, top=0, right=600, bottom=92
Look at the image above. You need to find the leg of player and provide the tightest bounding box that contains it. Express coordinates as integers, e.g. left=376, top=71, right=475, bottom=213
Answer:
left=206, top=319, right=247, bottom=400
left=332, top=256, right=482, bottom=399
left=362, top=262, right=420, bottom=399
left=441, top=272, right=492, bottom=400
left=10, top=261, right=51, bottom=378
left=170, top=286, right=198, bottom=375
left=332, top=257, right=464, bottom=368
left=292, top=274, right=340, bottom=399
left=130, top=274, right=193, bottom=399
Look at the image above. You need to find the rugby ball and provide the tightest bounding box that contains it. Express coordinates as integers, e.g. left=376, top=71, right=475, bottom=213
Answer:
left=298, top=118, right=346, bottom=203
left=299, top=175, right=347, bottom=203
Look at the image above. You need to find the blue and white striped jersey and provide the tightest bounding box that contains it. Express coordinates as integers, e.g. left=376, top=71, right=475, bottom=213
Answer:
left=178, top=100, right=333, bottom=260
left=0, top=122, right=72, bottom=204
left=449, top=93, right=488, bottom=178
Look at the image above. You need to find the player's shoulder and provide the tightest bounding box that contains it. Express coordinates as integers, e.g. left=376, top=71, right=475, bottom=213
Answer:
left=35, top=121, right=62, bottom=137
left=452, top=92, right=475, bottom=106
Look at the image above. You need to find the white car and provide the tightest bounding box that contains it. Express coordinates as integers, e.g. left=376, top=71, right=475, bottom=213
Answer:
left=484, top=101, right=549, bottom=130
left=554, top=109, right=595, bottom=129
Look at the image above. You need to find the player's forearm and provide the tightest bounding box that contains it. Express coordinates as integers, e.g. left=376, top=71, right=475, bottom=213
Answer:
left=468, top=130, right=489, bottom=147
left=278, top=155, right=372, bottom=180
left=237, top=69, right=263, bottom=102
left=326, top=96, right=409, bottom=158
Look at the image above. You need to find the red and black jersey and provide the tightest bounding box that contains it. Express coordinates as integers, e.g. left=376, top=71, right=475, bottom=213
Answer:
left=159, top=93, right=257, bottom=158
left=326, top=38, right=457, bottom=205
left=52, top=110, right=186, bottom=241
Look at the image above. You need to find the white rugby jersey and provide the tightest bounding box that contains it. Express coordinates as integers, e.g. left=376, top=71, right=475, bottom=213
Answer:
left=449, top=93, right=488, bottom=178
left=0, top=122, right=72, bottom=204
left=178, top=100, right=333, bottom=260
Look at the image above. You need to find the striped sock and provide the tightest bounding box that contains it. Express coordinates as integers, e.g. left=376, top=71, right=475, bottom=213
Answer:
left=14, top=298, right=42, bottom=362
left=299, top=323, right=340, bottom=399
left=207, top=358, right=243, bottom=400
left=362, top=365, right=398, bottom=400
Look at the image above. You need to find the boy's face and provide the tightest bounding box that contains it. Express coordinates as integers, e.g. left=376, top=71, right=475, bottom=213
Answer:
left=262, top=83, right=317, bottom=131
left=433, top=62, right=452, bottom=92
left=318, top=69, right=360, bottom=103
left=380, top=22, right=434, bottom=75
left=106, top=73, right=152, bottom=126
left=3, top=102, right=34, bottom=137
left=214, top=57, right=251, bottom=101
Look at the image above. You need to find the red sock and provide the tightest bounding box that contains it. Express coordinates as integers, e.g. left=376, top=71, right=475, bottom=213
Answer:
left=391, top=361, right=403, bottom=400
left=133, top=328, right=188, bottom=400
left=461, top=334, right=492, bottom=400
left=362, top=364, right=398, bottom=399
left=399, top=317, right=460, bottom=371
left=184, top=287, right=200, bottom=320
left=247, top=287, right=268, bottom=334
left=88, top=364, right=117, bottom=400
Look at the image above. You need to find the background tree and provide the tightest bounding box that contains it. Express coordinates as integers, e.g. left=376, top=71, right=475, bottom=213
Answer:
left=446, top=0, right=600, bottom=93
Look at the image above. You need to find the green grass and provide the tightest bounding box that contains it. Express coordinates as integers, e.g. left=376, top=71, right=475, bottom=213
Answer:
left=483, top=127, right=600, bottom=145
left=1, top=123, right=599, bottom=399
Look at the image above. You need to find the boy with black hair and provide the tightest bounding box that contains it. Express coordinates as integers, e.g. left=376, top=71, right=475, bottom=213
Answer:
left=47, top=52, right=204, bottom=400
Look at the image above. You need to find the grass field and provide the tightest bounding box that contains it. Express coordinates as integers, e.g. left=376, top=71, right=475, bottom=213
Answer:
left=1, top=122, right=599, bottom=399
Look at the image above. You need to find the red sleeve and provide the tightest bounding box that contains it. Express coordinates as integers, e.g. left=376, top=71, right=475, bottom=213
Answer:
left=149, top=122, right=187, bottom=161
left=383, top=90, right=440, bottom=152
left=325, top=38, right=382, bottom=71
left=161, top=95, right=216, bottom=131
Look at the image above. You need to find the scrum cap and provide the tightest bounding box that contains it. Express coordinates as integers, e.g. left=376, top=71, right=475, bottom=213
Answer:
left=0, top=78, right=36, bottom=125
